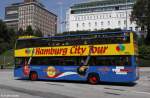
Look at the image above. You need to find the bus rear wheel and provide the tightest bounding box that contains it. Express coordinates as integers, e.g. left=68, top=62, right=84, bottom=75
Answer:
left=88, top=74, right=100, bottom=85
left=29, top=72, right=38, bottom=81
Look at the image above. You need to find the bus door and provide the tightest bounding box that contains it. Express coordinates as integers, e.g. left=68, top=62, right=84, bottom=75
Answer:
left=14, top=57, right=30, bottom=77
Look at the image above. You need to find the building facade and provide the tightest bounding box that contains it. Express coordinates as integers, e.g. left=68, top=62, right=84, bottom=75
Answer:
left=66, top=0, right=138, bottom=32
left=5, top=0, right=57, bottom=36
left=4, top=3, right=20, bottom=31
left=18, top=1, right=57, bottom=36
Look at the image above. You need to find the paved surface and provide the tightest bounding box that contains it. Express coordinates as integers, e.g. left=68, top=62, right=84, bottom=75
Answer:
left=0, top=67, right=150, bottom=98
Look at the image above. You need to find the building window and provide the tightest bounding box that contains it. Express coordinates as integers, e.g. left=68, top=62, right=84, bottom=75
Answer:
left=76, top=23, right=79, bottom=28
left=97, top=16, right=99, bottom=19
left=89, top=22, right=91, bottom=27
left=109, top=14, right=111, bottom=18
left=105, top=14, right=108, bottom=18
left=83, top=16, right=86, bottom=20
left=94, top=28, right=97, bottom=31
left=95, top=22, right=97, bottom=26
left=130, top=21, right=132, bottom=25
left=108, top=21, right=110, bottom=25
left=77, top=17, right=80, bottom=21
left=135, top=27, right=138, bottom=31
left=99, top=15, right=101, bottom=19
left=87, top=16, right=89, bottom=20
left=130, top=27, right=133, bottom=31
left=94, top=16, right=96, bottom=20
left=82, top=23, right=85, bottom=27
left=81, top=16, right=83, bottom=20
left=116, top=14, right=119, bottom=18
left=124, top=20, right=127, bottom=25
left=101, top=22, right=103, bottom=26
left=85, top=16, right=87, bottom=20
left=115, top=6, right=119, bottom=10
left=90, top=16, right=92, bottom=20
left=118, top=21, right=121, bottom=25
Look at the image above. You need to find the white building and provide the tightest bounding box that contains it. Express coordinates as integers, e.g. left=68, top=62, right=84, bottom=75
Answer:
left=66, top=0, right=138, bottom=32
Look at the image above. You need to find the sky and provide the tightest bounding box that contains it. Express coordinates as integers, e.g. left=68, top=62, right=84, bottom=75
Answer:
left=0, top=0, right=92, bottom=32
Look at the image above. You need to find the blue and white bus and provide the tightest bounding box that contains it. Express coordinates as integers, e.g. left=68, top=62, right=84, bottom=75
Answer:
left=14, top=31, right=139, bottom=84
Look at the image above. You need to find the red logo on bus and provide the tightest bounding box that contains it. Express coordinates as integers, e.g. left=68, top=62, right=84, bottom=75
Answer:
left=116, top=44, right=125, bottom=52
left=25, top=49, right=31, bottom=54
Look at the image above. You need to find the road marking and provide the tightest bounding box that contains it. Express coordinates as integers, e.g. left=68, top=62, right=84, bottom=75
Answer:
left=46, top=83, right=65, bottom=86
left=104, top=87, right=126, bottom=91
left=104, top=92, right=121, bottom=95
left=0, top=84, right=72, bottom=98
left=133, top=91, right=150, bottom=95
left=104, top=87, right=150, bottom=95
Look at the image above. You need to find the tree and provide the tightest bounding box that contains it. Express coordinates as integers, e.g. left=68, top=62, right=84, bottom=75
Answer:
left=25, top=25, right=34, bottom=35
left=0, top=20, right=16, bottom=54
left=0, top=20, right=8, bottom=54
left=0, top=20, right=8, bottom=42
left=8, top=29, right=16, bottom=49
left=18, top=26, right=43, bottom=37
left=139, top=45, right=150, bottom=60
left=17, top=28, right=24, bottom=36
left=34, top=28, right=43, bottom=37
left=131, top=0, right=150, bottom=44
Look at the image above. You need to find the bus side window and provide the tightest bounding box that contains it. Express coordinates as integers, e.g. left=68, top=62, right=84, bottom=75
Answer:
left=110, top=59, right=115, bottom=65
left=115, top=57, right=121, bottom=66
left=15, top=58, right=24, bottom=65
left=125, top=57, right=130, bottom=66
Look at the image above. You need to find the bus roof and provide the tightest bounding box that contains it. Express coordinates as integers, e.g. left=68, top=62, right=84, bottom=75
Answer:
left=18, top=36, right=39, bottom=39
left=17, top=30, right=133, bottom=40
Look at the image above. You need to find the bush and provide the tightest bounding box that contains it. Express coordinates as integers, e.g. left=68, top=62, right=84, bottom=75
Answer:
left=139, top=59, right=150, bottom=67
left=138, top=45, right=150, bottom=67
left=139, top=45, right=150, bottom=60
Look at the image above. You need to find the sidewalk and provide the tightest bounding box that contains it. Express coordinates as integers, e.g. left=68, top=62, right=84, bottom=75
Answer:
left=140, top=67, right=150, bottom=72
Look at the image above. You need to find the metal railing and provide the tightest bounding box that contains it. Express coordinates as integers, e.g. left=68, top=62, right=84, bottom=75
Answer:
left=0, top=56, right=14, bottom=69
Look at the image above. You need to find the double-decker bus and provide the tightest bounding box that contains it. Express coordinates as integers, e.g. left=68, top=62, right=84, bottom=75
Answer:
left=14, top=31, right=139, bottom=84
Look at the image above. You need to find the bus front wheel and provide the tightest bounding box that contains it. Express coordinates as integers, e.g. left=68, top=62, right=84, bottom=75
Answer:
left=87, top=73, right=100, bottom=85
left=29, top=72, right=38, bottom=81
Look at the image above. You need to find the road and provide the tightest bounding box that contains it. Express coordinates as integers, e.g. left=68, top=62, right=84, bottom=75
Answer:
left=0, top=68, right=150, bottom=98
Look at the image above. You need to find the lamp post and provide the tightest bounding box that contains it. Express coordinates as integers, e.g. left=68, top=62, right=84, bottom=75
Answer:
left=125, top=0, right=128, bottom=30
left=58, top=1, right=63, bottom=33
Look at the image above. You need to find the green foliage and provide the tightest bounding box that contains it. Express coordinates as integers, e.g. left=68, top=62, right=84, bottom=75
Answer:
left=18, top=26, right=43, bottom=37
left=34, top=28, right=43, bottom=37
left=0, top=20, right=16, bottom=54
left=0, top=43, right=9, bottom=54
left=139, top=45, right=150, bottom=60
left=0, top=20, right=8, bottom=43
left=25, top=25, right=34, bottom=35
left=139, top=44, right=150, bottom=67
left=17, top=28, right=24, bottom=36
left=8, top=29, right=16, bottom=49
left=131, top=0, right=150, bottom=44
left=140, top=59, right=150, bottom=67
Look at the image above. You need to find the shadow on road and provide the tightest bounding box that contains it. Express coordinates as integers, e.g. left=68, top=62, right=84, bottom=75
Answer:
left=16, top=78, right=137, bottom=87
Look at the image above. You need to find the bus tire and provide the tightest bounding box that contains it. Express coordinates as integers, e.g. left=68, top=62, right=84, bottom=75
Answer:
left=87, top=73, right=100, bottom=85
left=29, top=72, right=38, bottom=81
